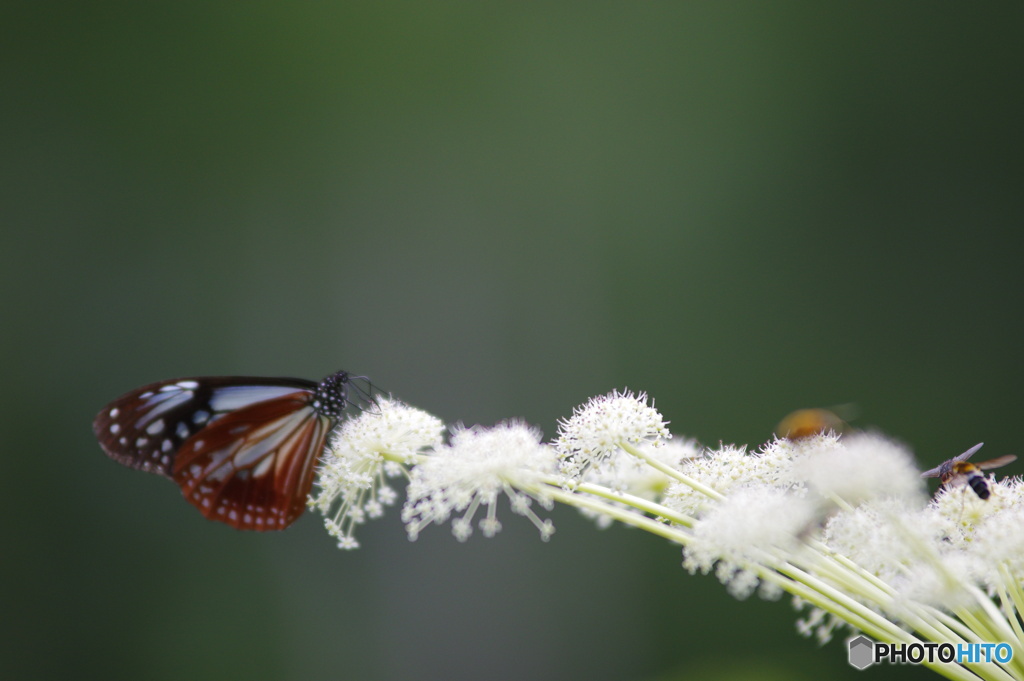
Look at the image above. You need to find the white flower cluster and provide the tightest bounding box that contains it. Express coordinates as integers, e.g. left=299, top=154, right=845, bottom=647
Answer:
left=311, top=397, right=444, bottom=549
left=402, top=421, right=557, bottom=542
left=315, top=390, right=1024, bottom=680
left=555, top=390, right=670, bottom=479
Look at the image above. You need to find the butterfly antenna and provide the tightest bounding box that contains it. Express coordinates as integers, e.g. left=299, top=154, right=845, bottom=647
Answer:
left=346, top=375, right=380, bottom=414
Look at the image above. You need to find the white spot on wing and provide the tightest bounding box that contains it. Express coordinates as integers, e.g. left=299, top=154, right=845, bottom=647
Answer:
left=109, top=423, right=121, bottom=435
left=176, top=422, right=190, bottom=440
left=162, top=439, right=173, bottom=452
left=209, top=385, right=302, bottom=412
left=146, top=419, right=164, bottom=435
left=176, top=380, right=200, bottom=389
left=137, top=392, right=194, bottom=423
left=192, top=410, right=210, bottom=425
left=252, top=455, right=275, bottom=478
left=109, top=408, right=120, bottom=418
left=135, top=437, right=148, bottom=448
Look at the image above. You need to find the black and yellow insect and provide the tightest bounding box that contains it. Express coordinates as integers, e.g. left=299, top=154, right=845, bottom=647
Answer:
left=920, top=443, right=1016, bottom=500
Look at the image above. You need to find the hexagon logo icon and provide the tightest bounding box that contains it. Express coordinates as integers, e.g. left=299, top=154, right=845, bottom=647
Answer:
left=848, top=635, right=875, bottom=670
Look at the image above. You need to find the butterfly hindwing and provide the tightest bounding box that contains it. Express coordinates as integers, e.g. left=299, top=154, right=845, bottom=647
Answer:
left=171, top=393, right=331, bottom=531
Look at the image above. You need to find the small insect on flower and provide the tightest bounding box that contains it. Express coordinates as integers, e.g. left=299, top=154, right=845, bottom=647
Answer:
left=777, top=408, right=846, bottom=440
left=920, top=442, right=1017, bottom=500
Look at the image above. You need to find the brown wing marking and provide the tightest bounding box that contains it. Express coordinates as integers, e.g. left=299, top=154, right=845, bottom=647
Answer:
left=172, top=393, right=330, bottom=531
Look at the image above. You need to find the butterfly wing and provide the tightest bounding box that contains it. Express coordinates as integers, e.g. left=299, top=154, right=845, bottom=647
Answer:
left=171, top=393, right=331, bottom=530
left=93, top=376, right=318, bottom=478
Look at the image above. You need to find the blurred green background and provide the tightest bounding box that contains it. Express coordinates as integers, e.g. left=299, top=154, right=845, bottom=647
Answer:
left=3, top=3, right=1022, bottom=680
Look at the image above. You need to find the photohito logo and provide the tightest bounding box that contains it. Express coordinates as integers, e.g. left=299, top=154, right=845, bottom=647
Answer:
left=848, top=635, right=1013, bottom=670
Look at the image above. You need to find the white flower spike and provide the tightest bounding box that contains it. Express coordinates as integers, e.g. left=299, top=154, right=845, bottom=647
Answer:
left=315, top=390, right=1024, bottom=681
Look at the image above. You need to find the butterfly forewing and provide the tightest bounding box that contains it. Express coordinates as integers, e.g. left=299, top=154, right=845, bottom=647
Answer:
left=172, top=392, right=330, bottom=530
left=93, top=376, right=319, bottom=478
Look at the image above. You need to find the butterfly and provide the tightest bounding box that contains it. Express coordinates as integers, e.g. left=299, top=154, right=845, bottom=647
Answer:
left=920, top=442, right=1017, bottom=500
left=93, top=370, right=367, bottom=530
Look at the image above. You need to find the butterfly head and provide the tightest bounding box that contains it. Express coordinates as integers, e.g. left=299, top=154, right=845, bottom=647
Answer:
left=311, top=370, right=353, bottom=419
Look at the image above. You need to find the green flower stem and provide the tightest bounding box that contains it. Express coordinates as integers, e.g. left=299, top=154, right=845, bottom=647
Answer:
left=801, top=550, right=965, bottom=650
left=619, top=442, right=724, bottom=501
left=948, top=608, right=1020, bottom=681
left=931, top=608, right=991, bottom=646
left=539, top=475, right=696, bottom=527
left=757, top=566, right=977, bottom=681
left=757, top=571, right=898, bottom=644
left=774, top=560, right=917, bottom=642
left=825, top=492, right=856, bottom=514
left=816, top=544, right=897, bottom=595
left=808, top=544, right=963, bottom=642
left=787, top=564, right=1001, bottom=681
left=928, top=606, right=1024, bottom=681
left=998, top=564, right=1024, bottom=645
left=542, top=486, right=691, bottom=545
left=801, top=552, right=894, bottom=610
left=959, top=590, right=1017, bottom=654
left=960, top=586, right=1024, bottom=679
left=544, top=482, right=945, bottom=674
left=385, top=450, right=428, bottom=466
left=995, top=582, right=1024, bottom=679
left=1001, top=564, right=1024, bottom=627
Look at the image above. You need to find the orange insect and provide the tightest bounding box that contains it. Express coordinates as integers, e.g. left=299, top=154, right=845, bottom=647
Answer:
left=920, top=442, right=1017, bottom=500
left=777, top=408, right=846, bottom=440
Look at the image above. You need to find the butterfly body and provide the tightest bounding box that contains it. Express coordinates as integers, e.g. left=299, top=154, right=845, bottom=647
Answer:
left=94, top=370, right=357, bottom=530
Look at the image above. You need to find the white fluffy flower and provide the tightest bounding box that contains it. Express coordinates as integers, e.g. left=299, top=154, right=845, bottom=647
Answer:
left=951, top=477, right=1024, bottom=594
left=798, top=432, right=924, bottom=506
left=683, top=486, right=818, bottom=598
left=555, top=390, right=670, bottom=479
left=313, top=397, right=444, bottom=549
left=663, top=435, right=831, bottom=517
left=402, top=421, right=558, bottom=542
